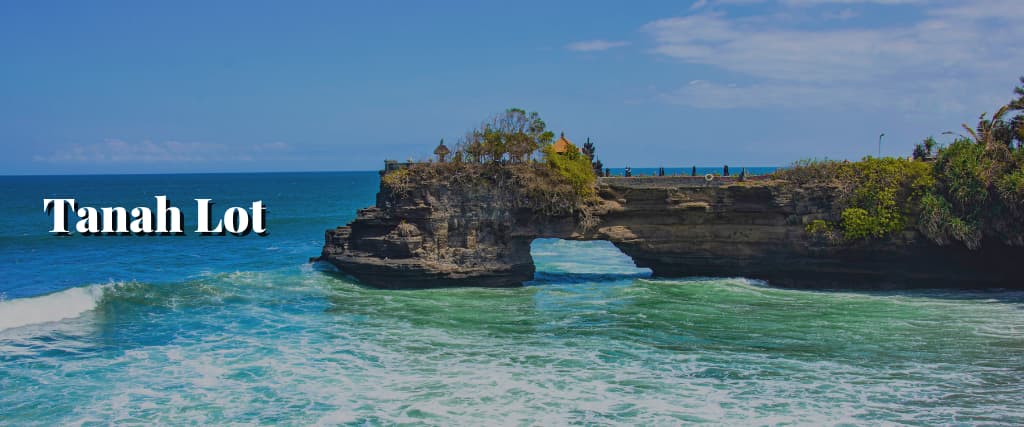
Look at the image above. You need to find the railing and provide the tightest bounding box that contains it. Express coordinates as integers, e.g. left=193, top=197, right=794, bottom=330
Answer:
left=603, top=166, right=777, bottom=177
left=383, top=160, right=422, bottom=172
left=599, top=174, right=771, bottom=188
left=380, top=160, right=776, bottom=185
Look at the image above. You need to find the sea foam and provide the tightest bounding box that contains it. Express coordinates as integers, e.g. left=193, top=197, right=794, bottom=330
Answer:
left=0, top=284, right=108, bottom=331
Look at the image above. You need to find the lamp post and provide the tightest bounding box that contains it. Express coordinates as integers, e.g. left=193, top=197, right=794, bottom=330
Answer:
left=878, top=133, right=885, bottom=158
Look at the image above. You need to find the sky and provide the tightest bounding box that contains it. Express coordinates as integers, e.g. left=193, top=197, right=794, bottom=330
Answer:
left=1, top=0, right=1022, bottom=175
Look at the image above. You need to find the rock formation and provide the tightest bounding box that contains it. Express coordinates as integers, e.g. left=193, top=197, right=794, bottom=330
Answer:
left=317, top=170, right=1023, bottom=289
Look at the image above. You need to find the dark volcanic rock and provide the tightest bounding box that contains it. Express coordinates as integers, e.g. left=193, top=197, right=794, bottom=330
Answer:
left=317, top=172, right=1023, bottom=289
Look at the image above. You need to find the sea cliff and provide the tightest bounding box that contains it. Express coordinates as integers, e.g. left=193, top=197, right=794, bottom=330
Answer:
left=317, top=166, right=1022, bottom=289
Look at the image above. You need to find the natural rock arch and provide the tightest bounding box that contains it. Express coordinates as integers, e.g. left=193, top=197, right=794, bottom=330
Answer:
left=318, top=176, right=1023, bottom=289
left=527, top=238, right=652, bottom=283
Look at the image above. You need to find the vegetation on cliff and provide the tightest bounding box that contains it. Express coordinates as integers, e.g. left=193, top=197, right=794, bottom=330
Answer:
left=541, top=141, right=597, bottom=198
left=581, top=139, right=604, bottom=177
left=780, top=76, right=1024, bottom=249
left=381, top=108, right=598, bottom=217
left=776, top=157, right=933, bottom=241
left=919, top=77, right=1024, bottom=248
left=382, top=161, right=591, bottom=216
left=455, top=108, right=554, bottom=163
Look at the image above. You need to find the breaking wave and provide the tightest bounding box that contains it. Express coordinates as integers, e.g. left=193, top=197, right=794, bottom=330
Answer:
left=0, top=283, right=110, bottom=332
left=0, top=276, right=232, bottom=333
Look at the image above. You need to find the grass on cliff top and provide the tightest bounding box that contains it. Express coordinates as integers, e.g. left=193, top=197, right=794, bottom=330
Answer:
left=381, top=159, right=597, bottom=218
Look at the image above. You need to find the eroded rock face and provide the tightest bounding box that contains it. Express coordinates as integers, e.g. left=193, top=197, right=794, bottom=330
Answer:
left=318, top=174, right=1023, bottom=289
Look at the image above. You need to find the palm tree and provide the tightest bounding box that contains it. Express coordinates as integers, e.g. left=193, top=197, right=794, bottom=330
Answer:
left=962, top=104, right=1011, bottom=149
left=1010, top=75, right=1024, bottom=110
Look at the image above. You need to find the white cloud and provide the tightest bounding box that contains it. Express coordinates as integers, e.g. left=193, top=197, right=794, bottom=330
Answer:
left=662, top=80, right=854, bottom=108
left=928, top=0, right=1024, bottom=20
left=566, top=40, right=630, bottom=52
left=692, top=0, right=769, bottom=9
left=646, top=15, right=943, bottom=83
left=781, top=0, right=921, bottom=5
left=692, top=0, right=921, bottom=7
left=33, top=139, right=292, bottom=163
left=662, top=79, right=979, bottom=111
left=643, top=0, right=1024, bottom=110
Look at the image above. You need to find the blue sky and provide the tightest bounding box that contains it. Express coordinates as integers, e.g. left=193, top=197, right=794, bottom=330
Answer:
left=1, top=0, right=1021, bottom=174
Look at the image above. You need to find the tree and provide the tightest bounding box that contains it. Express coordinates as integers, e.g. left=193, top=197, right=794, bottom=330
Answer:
left=581, top=137, right=604, bottom=176
left=922, top=77, right=1024, bottom=249
left=459, top=108, right=553, bottom=163
left=1010, top=75, right=1024, bottom=111
left=459, top=130, right=485, bottom=163
left=1010, top=76, right=1024, bottom=148
left=581, top=138, right=596, bottom=160
left=482, top=124, right=507, bottom=162
left=963, top=105, right=1012, bottom=149
left=1011, top=115, right=1024, bottom=149
left=966, top=75, right=1023, bottom=151
left=912, top=137, right=937, bottom=160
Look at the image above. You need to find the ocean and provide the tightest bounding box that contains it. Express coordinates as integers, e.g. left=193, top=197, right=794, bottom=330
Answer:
left=1, top=171, right=1023, bottom=425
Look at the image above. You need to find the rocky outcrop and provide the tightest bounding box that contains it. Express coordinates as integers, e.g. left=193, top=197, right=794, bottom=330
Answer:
left=317, top=172, right=1023, bottom=289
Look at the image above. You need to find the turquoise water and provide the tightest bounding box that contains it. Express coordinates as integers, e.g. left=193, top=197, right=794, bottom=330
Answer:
left=2, top=172, right=1023, bottom=425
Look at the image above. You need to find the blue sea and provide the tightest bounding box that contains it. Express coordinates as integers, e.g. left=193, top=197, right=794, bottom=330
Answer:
left=2, top=171, right=1023, bottom=425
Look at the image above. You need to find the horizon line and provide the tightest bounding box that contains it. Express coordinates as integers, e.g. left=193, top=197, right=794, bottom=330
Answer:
left=0, top=165, right=789, bottom=178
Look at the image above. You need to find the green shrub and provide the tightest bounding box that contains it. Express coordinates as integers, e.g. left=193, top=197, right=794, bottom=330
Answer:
left=779, top=157, right=933, bottom=241
left=805, top=219, right=831, bottom=234
left=840, top=208, right=875, bottom=240
left=933, top=139, right=988, bottom=212
left=804, top=219, right=837, bottom=242
left=996, top=166, right=1024, bottom=215
left=925, top=134, right=1024, bottom=248
left=918, top=192, right=982, bottom=249
left=541, top=143, right=597, bottom=198
left=836, top=158, right=933, bottom=240
left=777, top=78, right=1024, bottom=249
